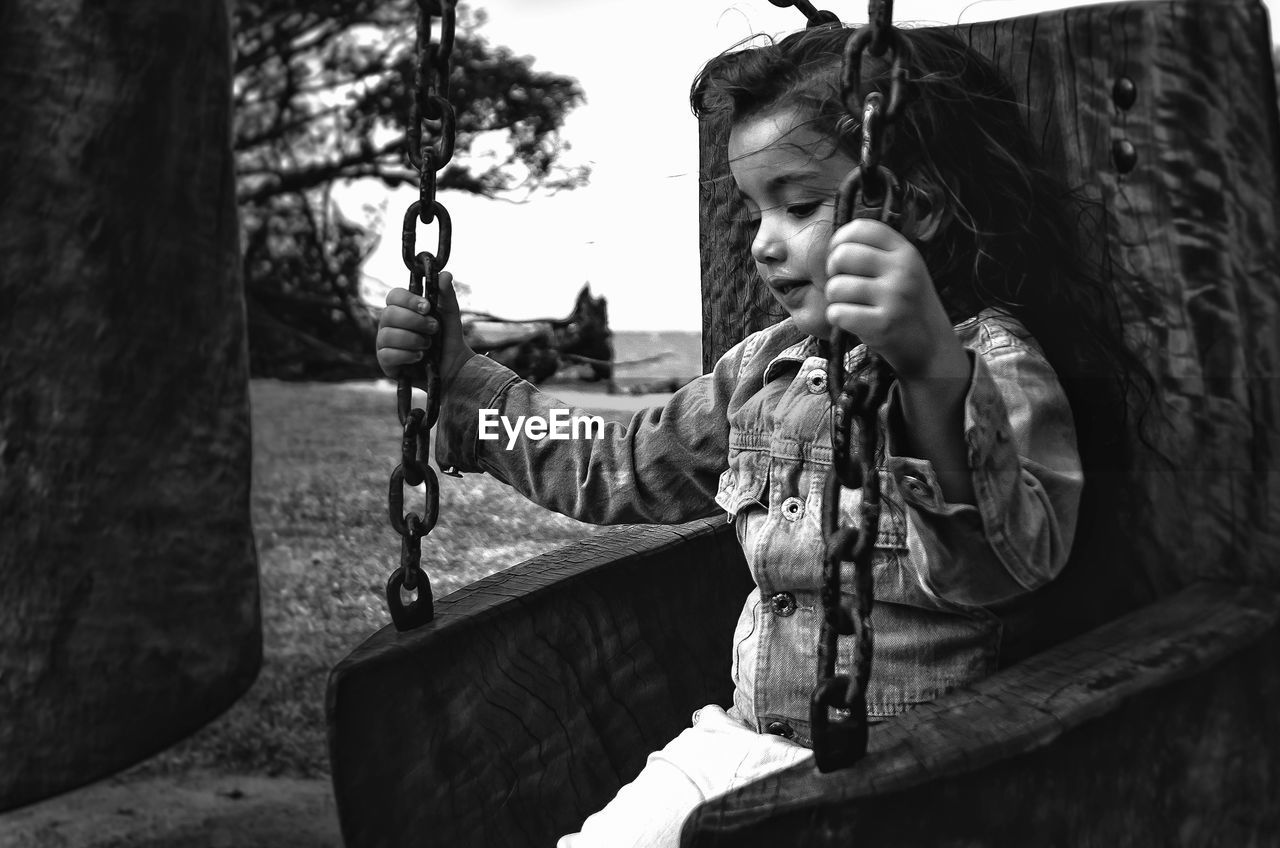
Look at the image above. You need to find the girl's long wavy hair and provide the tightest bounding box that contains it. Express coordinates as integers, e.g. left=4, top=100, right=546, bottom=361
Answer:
left=690, top=24, right=1158, bottom=482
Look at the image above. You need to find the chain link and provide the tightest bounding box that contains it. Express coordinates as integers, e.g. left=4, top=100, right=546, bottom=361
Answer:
left=809, top=6, right=911, bottom=773
left=385, top=0, right=460, bottom=632
left=867, top=0, right=895, bottom=56
left=767, top=0, right=840, bottom=28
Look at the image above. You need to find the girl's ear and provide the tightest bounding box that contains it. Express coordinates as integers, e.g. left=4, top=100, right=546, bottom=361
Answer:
left=903, top=179, right=949, bottom=243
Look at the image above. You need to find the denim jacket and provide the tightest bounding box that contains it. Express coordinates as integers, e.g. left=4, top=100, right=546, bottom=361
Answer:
left=437, top=310, right=1082, bottom=746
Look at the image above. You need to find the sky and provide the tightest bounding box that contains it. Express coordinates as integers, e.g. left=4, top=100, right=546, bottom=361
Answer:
left=346, top=0, right=1280, bottom=331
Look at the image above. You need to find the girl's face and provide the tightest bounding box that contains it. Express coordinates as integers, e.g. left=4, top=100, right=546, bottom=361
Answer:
left=728, top=106, right=855, bottom=338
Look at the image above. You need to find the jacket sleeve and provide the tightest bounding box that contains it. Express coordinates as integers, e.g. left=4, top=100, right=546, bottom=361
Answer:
left=881, top=340, right=1084, bottom=607
left=433, top=342, right=749, bottom=525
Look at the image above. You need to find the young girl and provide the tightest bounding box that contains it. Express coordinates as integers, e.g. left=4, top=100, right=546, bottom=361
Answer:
left=376, top=23, right=1148, bottom=848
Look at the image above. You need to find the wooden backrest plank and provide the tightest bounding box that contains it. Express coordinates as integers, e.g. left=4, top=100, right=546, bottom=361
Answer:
left=697, top=0, right=1280, bottom=593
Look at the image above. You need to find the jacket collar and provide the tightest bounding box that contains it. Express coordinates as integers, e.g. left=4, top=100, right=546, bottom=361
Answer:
left=762, top=323, right=868, bottom=384
left=758, top=309, right=1007, bottom=385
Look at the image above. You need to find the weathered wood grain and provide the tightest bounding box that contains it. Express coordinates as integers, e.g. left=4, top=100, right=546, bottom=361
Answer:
left=0, top=0, right=260, bottom=810
left=327, top=519, right=753, bottom=848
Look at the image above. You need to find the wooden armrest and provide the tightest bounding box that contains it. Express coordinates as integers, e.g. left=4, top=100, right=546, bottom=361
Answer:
left=683, top=581, right=1280, bottom=846
left=326, top=517, right=753, bottom=848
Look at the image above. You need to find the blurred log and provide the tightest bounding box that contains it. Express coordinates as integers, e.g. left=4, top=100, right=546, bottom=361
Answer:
left=0, top=0, right=260, bottom=809
left=461, top=284, right=614, bottom=384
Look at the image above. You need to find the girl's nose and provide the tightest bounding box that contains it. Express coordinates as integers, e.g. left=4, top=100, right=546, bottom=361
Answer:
left=751, top=223, right=786, bottom=265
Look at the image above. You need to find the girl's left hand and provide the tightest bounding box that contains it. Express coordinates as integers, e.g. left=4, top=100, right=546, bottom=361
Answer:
left=825, top=218, right=967, bottom=381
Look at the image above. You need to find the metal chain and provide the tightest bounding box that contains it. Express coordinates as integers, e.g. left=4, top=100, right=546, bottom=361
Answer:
left=809, top=3, right=912, bottom=773
left=385, top=0, right=460, bottom=632
left=767, top=0, right=840, bottom=28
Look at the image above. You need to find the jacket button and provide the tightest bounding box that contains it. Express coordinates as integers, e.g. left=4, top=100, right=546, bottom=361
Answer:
left=781, top=496, right=804, bottom=521
left=806, top=369, right=828, bottom=394
left=770, top=591, right=797, bottom=617
left=765, top=720, right=795, bottom=738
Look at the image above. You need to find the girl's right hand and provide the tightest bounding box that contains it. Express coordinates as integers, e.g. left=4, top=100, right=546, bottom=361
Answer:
left=376, top=270, right=475, bottom=384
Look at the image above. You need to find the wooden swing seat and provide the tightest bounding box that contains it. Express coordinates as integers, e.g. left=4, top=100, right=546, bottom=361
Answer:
left=328, top=1, right=1280, bottom=844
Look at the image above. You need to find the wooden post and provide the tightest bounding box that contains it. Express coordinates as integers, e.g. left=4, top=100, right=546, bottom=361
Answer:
left=0, top=0, right=260, bottom=809
left=699, top=113, right=771, bottom=373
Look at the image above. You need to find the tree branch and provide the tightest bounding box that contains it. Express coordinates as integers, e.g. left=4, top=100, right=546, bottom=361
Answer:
left=237, top=137, right=405, bottom=202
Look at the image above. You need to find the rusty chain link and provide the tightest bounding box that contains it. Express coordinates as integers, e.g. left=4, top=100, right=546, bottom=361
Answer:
left=797, top=1, right=911, bottom=773
left=385, top=0, right=460, bottom=632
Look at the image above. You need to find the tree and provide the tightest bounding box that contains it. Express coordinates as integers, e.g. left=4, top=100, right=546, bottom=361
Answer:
left=234, top=1, right=589, bottom=379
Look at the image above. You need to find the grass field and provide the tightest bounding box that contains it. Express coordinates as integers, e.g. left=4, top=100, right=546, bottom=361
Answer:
left=130, top=333, right=697, bottom=779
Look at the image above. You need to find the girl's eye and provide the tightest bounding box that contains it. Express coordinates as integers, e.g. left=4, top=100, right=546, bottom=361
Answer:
left=788, top=202, right=822, bottom=218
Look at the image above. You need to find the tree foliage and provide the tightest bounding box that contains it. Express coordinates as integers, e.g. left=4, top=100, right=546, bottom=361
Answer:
left=234, top=1, right=589, bottom=379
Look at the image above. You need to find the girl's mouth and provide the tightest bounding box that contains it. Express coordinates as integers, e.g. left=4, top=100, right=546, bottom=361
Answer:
left=770, top=278, right=811, bottom=307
